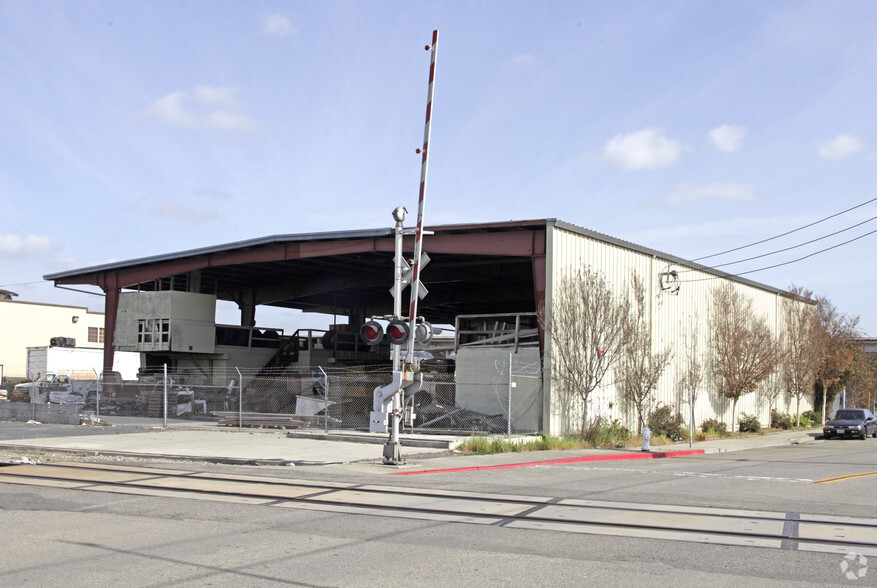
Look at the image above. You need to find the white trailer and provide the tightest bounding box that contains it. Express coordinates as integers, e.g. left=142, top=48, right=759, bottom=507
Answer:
left=26, top=346, right=140, bottom=381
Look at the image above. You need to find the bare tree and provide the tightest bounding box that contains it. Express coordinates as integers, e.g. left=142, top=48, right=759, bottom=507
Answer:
left=813, top=296, right=860, bottom=421
left=680, top=311, right=705, bottom=430
left=781, top=286, right=818, bottom=425
left=846, top=350, right=877, bottom=411
left=620, top=272, right=673, bottom=432
left=759, top=372, right=783, bottom=425
left=539, top=266, right=630, bottom=436
left=710, top=283, right=780, bottom=428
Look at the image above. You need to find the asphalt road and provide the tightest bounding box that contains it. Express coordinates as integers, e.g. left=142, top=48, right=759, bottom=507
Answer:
left=2, top=438, right=876, bottom=586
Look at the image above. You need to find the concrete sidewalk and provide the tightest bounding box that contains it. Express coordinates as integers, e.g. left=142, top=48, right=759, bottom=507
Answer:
left=0, top=417, right=822, bottom=469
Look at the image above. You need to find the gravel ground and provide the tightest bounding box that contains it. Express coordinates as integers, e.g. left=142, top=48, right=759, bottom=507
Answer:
left=0, top=447, right=215, bottom=466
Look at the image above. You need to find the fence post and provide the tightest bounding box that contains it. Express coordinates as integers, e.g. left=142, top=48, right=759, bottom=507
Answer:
left=507, top=352, right=513, bottom=437
left=689, top=370, right=694, bottom=449
left=163, top=363, right=168, bottom=428
left=319, top=367, right=329, bottom=433
left=235, top=367, right=242, bottom=431
left=93, top=368, right=101, bottom=420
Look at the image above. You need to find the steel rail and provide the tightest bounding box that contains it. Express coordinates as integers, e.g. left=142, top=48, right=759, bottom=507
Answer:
left=2, top=462, right=876, bottom=551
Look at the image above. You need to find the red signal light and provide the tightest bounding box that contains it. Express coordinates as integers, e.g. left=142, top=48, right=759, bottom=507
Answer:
left=386, top=319, right=410, bottom=345
left=359, top=321, right=384, bottom=346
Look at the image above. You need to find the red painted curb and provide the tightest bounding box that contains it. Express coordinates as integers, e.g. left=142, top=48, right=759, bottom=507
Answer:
left=391, top=448, right=706, bottom=476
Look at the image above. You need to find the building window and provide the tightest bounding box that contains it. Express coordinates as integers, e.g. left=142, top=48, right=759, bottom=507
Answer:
left=88, top=327, right=105, bottom=343
left=137, top=319, right=170, bottom=347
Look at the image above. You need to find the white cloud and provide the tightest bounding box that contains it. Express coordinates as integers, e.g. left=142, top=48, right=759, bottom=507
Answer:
left=45, top=256, right=85, bottom=271
left=818, top=134, right=864, bottom=160
left=666, top=182, right=760, bottom=206
left=263, top=13, right=296, bottom=36
left=0, top=234, right=62, bottom=258
left=141, top=86, right=259, bottom=131
left=707, top=125, right=746, bottom=153
left=136, top=197, right=219, bottom=221
left=194, top=189, right=234, bottom=200
left=622, top=213, right=808, bottom=244
left=603, top=129, right=685, bottom=170
left=509, top=53, right=536, bottom=67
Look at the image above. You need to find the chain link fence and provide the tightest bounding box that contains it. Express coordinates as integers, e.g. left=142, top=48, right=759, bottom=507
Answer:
left=83, top=358, right=543, bottom=435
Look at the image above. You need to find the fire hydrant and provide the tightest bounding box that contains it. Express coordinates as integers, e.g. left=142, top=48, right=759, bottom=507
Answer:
left=641, top=427, right=651, bottom=452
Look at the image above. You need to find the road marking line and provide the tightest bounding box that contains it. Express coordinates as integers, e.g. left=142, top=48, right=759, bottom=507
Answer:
left=812, top=471, right=877, bottom=484
left=532, top=464, right=813, bottom=483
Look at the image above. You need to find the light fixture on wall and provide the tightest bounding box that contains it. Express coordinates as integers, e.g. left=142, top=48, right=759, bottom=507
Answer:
left=72, top=316, right=79, bottom=323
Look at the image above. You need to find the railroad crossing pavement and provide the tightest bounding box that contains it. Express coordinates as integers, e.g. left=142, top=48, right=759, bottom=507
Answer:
left=0, top=415, right=823, bottom=470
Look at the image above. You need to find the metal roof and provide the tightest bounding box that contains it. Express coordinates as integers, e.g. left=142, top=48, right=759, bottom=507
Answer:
left=43, top=218, right=798, bottom=324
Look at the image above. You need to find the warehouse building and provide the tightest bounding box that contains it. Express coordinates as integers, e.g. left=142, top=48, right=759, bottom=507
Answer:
left=0, top=290, right=107, bottom=383
left=44, top=219, right=811, bottom=435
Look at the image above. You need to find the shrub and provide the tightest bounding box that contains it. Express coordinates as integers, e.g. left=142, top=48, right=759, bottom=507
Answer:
left=800, top=410, right=820, bottom=427
left=737, top=413, right=761, bottom=433
left=771, top=410, right=793, bottom=430
left=460, top=435, right=492, bottom=454
left=584, top=417, right=630, bottom=448
left=648, top=403, right=685, bottom=441
left=522, top=436, right=589, bottom=451
left=701, top=418, right=728, bottom=436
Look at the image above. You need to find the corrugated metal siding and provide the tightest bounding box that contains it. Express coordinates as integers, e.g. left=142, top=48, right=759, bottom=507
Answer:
left=544, top=225, right=811, bottom=436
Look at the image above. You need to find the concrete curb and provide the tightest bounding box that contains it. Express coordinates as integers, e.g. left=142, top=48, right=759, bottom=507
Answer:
left=285, top=430, right=458, bottom=450
left=393, top=448, right=707, bottom=476
left=0, top=442, right=339, bottom=467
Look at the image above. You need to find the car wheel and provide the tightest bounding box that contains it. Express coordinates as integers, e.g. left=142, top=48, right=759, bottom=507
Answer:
left=824, top=433, right=832, bottom=439
left=862, top=431, right=868, bottom=440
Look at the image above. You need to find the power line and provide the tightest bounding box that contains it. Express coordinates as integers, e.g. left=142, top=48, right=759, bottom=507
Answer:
left=0, top=280, right=48, bottom=287
left=685, top=214, right=877, bottom=271
left=691, top=196, right=877, bottom=262
left=679, top=227, right=877, bottom=283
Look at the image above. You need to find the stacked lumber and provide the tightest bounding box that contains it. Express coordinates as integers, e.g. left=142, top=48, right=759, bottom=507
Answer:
left=212, top=411, right=312, bottom=428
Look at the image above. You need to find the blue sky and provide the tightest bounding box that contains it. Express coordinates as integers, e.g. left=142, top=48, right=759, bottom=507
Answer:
left=2, top=1, right=876, bottom=334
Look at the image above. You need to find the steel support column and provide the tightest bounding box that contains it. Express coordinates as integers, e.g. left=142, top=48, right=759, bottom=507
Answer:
left=101, top=284, right=120, bottom=376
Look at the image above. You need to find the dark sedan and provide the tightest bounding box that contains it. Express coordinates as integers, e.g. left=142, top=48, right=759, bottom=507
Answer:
left=823, top=409, right=877, bottom=440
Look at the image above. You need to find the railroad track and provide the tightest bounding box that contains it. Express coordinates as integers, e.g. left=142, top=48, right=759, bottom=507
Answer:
left=2, top=461, right=876, bottom=556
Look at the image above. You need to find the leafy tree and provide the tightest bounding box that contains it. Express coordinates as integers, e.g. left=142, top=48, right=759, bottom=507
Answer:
left=709, top=283, right=780, bottom=425
left=620, top=272, right=673, bottom=432
left=539, top=266, right=630, bottom=437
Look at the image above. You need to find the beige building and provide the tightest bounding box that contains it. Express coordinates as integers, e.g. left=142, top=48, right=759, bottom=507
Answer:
left=544, top=222, right=812, bottom=435
left=0, top=293, right=106, bottom=382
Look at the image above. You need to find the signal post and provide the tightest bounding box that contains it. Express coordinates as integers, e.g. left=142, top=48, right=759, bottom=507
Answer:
left=360, top=30, right=439, bottom=464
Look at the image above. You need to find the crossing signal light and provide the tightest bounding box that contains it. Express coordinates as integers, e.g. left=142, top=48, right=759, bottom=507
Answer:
left=359, top=321, right=384, bottom=346
left=386, top=319, right=410, bottom=345
left=414, top=321, right=434, bottom=345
